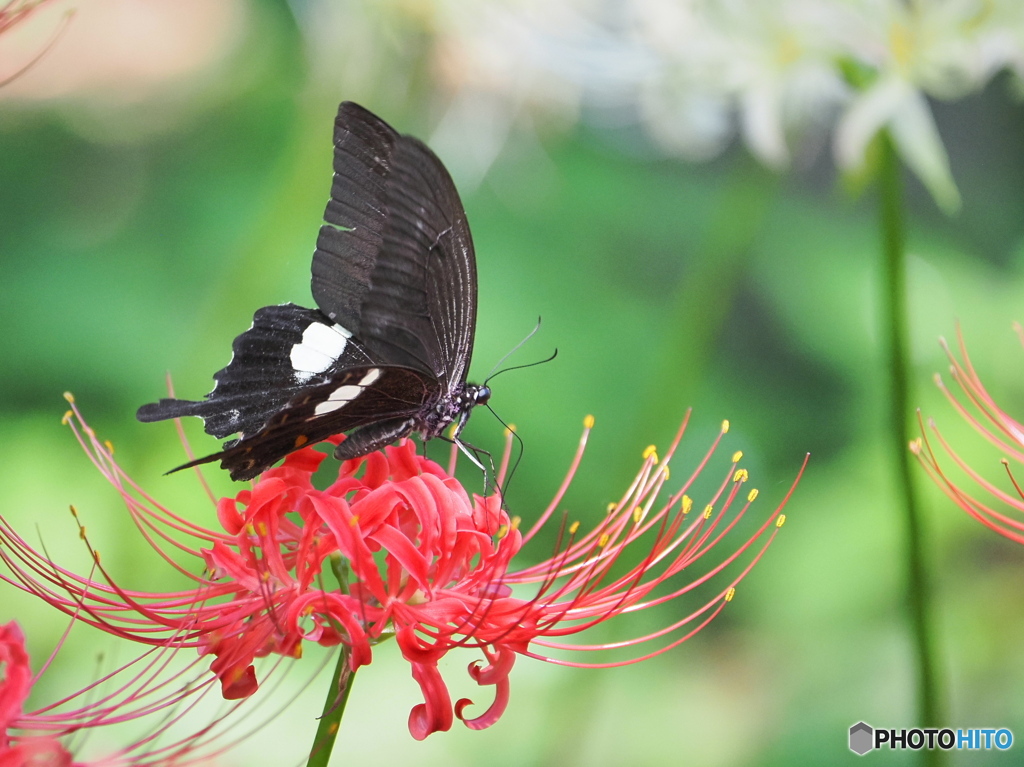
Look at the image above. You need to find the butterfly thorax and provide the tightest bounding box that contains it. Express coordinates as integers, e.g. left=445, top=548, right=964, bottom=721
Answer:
left=421, top=382, right=490, bottom=440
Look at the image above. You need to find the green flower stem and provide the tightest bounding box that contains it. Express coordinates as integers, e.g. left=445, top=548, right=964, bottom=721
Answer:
left=879, top=132, right=945, bottom=761
left=634, top=156, right=777, bottom=444
left=307, top=555, right=357, bottom=767
left=306, top=647, right=356, bottom=767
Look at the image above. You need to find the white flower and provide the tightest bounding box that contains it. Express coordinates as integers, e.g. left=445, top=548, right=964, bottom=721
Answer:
left=304, top=0, right=1024, bottom=208
left=834, top=0, right=1024, bottom=212
left=634, top=0, right=853, bottom=167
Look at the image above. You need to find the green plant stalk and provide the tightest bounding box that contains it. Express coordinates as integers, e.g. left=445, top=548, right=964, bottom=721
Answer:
left=634, top=155, right=778, bottom=445
left=306, top=646, right=356, bottom=767
left=307, top=555, right=357, bottom=767
left=879, top=132, right=945, bottom=760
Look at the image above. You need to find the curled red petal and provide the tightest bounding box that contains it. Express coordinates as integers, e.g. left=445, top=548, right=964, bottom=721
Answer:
left=286, top=592, right=373, bottom=670
left=279, top=444, right=327, bottom=474
left=216, top=495, right=245, bottom=535
left=360, top=451, right=390, bottom=489
left=467, top=647, right=516, bottom=686
left=217, top=663, right=258, bottom=701
left=407, top=662, right=453, bottom=740
left=396, top=626, right=448, bottom=665
left=455, top=673, right=510, bottom=732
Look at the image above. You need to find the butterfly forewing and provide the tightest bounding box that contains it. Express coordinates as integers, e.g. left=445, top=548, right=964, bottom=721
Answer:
left=313, top=102, right=477, bottom=387
left=174, top=366, right=437, bottom=481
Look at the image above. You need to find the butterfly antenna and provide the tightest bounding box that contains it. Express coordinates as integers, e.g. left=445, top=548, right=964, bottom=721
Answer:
left=485, top=317, right=549, bottom=383
left=485, top=403, right=526, bottom=504
left=484, top=348, right=558, bottom=388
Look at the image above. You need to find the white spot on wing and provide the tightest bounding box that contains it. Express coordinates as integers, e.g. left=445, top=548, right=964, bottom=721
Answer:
left=291, top=323, right=353, bottom=383
left=313, top=368, right=381, bottom=415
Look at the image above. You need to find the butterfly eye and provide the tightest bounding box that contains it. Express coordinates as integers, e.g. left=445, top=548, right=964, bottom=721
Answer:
left=475, top=386, right=491, bottom=406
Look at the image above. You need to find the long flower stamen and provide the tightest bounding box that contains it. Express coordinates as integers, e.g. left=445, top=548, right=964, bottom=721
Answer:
left=3, top=401, right=803, bottom=740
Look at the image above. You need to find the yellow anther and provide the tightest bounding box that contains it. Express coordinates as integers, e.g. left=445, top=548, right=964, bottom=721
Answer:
left=661, top=465, right=670, bottom=481
left=349, top=515, right=360, bottom=527
left=725, top=587, right=736, bottom=602
left=642, top=445, right=658, bottom=463
left=61, top=410, right=73, bottom=425
left=510, top=516, right=521, bottom=531
left=1001, top=458, right=1010, bottom=467
left=93, top=550, right=101, bottom=564
left=732, top=450, right=743, bottom=463
left=497, top=524, right=509, bottom=539
left=681, top=495, right=693, bottom=514
left=632, top=506, right=642, bottom=524
left=888, top=20, right=913, bottom=71
left=721, top=419, right=730, bottom=433
left=775, top=33, right=801, bottom=66
left=63, top=392, right=75, bottom=403
left=776, top=514, right=787, bottom=528
left=598, top=533, right=610, bottom=548
left=747, top=488, right=759, bottom=502
left=256, top=522, right=267, bottom=537
left=69, top=505, right=78, bottom=518
left=909, top=438, right=922, bottom=454
left=733, top=469, right=748, bottom=483
left=569, top=521, right=580, bottom=535
left=79, top=526, right=87, bottom=540
left=504, top=424, right=517, bottom=435
left=260, top=571, right=271, bottom=582
left=583, top=414, right=595, bottom=429
left=607, top=502, right=616, bottom=513
left=104, top=440, right=115, bottom=455
left=295, top=645, right=303, bottom=659
left=703, top=505, right=714, bottom=519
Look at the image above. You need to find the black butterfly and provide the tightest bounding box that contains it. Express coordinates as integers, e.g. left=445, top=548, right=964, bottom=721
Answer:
left=137, top=102, right=490, bottom=481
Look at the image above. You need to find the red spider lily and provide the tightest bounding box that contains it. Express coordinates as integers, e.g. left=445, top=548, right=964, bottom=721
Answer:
left=0, top=614, right=273, bottom=766
left=0, top=621, right=72, bottom=766
left=0, top=397, right=804, bottom=740
left=913, top=326, right=1024, bottom=544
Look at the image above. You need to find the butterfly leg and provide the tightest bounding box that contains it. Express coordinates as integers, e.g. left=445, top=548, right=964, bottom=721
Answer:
left=333, top=417, right=418, bottom=461
left=435, top=435, right=495, bottom=493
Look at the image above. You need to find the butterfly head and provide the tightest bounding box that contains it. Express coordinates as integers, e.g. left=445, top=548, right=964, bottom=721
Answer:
left=447, top=383, right=490, bottom=436
left=471, top=384, right=491, bottom=408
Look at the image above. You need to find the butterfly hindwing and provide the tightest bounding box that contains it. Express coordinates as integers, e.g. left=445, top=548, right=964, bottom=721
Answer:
left=136, top=303, right=373, bottom=439
left=172, top=366, right=437, bottom=480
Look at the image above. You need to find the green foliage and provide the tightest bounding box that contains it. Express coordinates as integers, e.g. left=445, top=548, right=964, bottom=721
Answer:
left=5, top=6, right=1024, bottom=764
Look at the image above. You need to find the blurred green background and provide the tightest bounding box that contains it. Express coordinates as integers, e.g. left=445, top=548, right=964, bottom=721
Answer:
left=4, top=1, right=1024, bottom=764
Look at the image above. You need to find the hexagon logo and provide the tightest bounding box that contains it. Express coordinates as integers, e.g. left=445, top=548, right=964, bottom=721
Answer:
left=849, top=721, right=874, bottom=755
